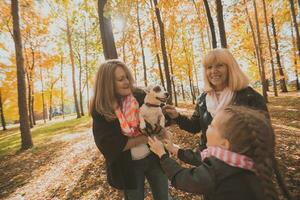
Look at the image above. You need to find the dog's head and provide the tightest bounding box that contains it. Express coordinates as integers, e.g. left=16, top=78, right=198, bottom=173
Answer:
left=144, top=85, right=169, bottom=106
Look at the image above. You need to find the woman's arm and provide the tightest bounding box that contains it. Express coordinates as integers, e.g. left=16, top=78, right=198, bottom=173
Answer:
left=123, top=135, right=148, bottom=151
left=92, top=112, right=128, bottom=164
left=164, top=103, right=202, bottom=134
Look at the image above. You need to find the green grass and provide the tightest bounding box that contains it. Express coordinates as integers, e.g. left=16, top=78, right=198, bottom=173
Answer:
left=0, top=116, right=91, bottom=158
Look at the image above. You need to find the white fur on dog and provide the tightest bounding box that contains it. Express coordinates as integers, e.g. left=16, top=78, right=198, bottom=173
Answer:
left=139, top=85, right=168, bottom=131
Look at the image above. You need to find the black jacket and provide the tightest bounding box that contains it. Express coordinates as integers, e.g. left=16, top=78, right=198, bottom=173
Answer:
left=174, top=86, right=268, bottom=150
left=91, top=88, right=146, bottom=189
left=160, top=149, right=265, bottom=200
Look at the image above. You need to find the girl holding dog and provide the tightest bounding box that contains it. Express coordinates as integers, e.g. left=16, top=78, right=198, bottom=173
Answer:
left=90, top=60, right=170, bottom=200
left=149, top=106, right=289, bottom=200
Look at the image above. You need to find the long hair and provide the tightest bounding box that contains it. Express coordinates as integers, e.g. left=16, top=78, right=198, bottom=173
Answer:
left=202, top=48, right=249, bottom=92
left=89, top=59, right=135, bottom=121
left=219, top=106, right=278, bottom=200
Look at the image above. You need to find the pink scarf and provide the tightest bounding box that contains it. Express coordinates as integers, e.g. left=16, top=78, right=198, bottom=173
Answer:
left=115, top=95, right=141, bottom=137
left=201, top=146, right=256, bottom=173
left=206, top=87, right=234, bottom=117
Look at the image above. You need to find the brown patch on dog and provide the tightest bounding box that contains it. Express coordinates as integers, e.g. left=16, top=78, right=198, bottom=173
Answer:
left=153, top=86, right=161, bottom=92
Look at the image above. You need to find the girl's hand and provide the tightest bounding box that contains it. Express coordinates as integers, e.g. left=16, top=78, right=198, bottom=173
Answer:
left=148, top=136, right=166, bottom=158
left=163, top=139, right=179, bottom=156
left=162, top=105, right=179, bottom=119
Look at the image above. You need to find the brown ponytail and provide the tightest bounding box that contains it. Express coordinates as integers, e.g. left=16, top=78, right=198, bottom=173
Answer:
left=219, top=106, right=292, bottom=200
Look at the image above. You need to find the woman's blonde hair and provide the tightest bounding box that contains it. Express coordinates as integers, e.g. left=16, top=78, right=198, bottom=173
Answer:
left=202, top=48, right=249, bottom=92
left=89, top=59, right=135, bottom=121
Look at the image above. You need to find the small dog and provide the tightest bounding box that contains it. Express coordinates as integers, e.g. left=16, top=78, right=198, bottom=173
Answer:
left=139, top=85, right=169, bottom=136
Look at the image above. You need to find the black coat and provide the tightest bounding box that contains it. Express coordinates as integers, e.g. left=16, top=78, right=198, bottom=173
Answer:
left=160, top=149, right=265, bottom=200
left=174, top=86, right=268, bottom=150
left=91, top=88, right=146, bottom=190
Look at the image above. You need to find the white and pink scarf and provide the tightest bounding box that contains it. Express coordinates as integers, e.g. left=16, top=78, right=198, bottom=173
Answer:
left=115, top=94, right=150, bottom=160
left=206, top=87, right=234, bottom=117
left=201, top=146, right=256, bottom=173
left=115, top=94, right=141, bottom=137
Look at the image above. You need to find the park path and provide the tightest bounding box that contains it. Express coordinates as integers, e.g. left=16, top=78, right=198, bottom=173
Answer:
left=6, top=131, right=100, bottom=200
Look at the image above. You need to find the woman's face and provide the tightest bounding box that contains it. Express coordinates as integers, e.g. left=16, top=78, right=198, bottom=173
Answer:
left=206, top=111, right=229, bottom=149
left=206, top=63, right=228, bottom=91
left=114, top=66, right=132, bottom=97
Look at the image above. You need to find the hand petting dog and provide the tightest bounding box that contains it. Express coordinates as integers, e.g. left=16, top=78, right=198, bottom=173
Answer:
left=148, top=136, right=166, bottom=158
left=148, top=131, right=180, bottom=158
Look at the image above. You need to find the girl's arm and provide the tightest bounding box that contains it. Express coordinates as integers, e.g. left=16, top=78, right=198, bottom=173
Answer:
left=149, top=137, right=213, bottom=194
left=177, top=149, right=203, bottom=166
left=160, top=154, right=214, bottom=194
left=164, top=138, right=202, bottom=166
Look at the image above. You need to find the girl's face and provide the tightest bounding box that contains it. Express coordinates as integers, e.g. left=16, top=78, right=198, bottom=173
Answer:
left=206, top=111, right=230, bottom=149
left=114, top=66, right=132, bottom=97
left=206, top=63, right=228, bottom=91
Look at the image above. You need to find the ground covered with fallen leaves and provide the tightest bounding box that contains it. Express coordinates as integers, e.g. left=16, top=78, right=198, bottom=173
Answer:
left=0, top=92, right=299, bottom=200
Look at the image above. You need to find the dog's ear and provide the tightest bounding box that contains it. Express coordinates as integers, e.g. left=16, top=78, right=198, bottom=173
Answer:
left=144, top=85, right=152, bottom=93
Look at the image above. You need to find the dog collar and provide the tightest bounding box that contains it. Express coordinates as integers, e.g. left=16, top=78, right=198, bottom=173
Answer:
left=145, top=103, right=160, bottom=107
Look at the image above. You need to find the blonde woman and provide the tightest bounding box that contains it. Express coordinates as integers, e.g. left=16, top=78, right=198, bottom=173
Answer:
left=164, top=48, right=268, bottom=151
left=90, top=60, right=169, bottom=200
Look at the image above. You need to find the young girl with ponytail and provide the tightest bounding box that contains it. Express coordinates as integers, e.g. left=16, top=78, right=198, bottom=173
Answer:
left=149, top=106, right=292, bottom=200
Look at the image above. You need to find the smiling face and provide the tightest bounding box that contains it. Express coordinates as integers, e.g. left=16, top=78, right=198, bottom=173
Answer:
left=114, top=66, right=132, bottom=97
left=206, top=63, right=228, bottom=91
left=206, top=110, right=230, bottom=149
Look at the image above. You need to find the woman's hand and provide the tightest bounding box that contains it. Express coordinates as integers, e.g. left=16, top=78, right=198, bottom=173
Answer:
left=148, top=136, right=166, bottom=158
left=162, top=105, right=179, bottom=119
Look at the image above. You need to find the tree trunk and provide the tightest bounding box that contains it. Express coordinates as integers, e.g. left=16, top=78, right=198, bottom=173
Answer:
left=136, top=2, right=147, bottom=86
left=31, top=82, right=36, bottom=125
left=253, top=0, right=268, bottom=102
left=289, top=0, right=300, bottom=58
left=244, top=0, right=261, bottom=79
left=66, top=17, right=81, bottom=118
left=49, top=84, right=53, bottom=121
left=60, top=55, right=65, bottom=119
left=11, top=0, right=33, bottom=149
left=98, top=0, right=118, bottom=59
left=78, top=52, right=84, bottom=116
left=180, top=80, right=185, bottom=101
left=203, top=0, right=217, bottom=48
left=122, top=31, right=126, bottom=63
left=191, top=44, right=200, bottom=96
left=291, top=20, right=300, bottom=90
left=26, top=73, right=33, bottom=128
left=150, top=0, right=165, bottom=89
left=188, top=71, right=195, bottom=105
left=168, top=53, right=178, bottom=106
left=271, top=16, right=288, bottom=92
left=153, top=0, right=172, bottom=104
left=192, top=0, right=208, bottom=52
left=262, top=0, right=278, bottom=96
left=40, top=67, right=47, bottom=123
left=215, top=0, right=227, bottom=48
left=84, top=20, right=90, bottom=111
left=0, top=88, right=7, bottom=131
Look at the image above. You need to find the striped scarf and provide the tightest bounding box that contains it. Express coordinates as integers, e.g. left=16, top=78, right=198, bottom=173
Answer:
left=115, top=94, right=141, bottom=137
left=201, top=146, right=256, bottom=173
